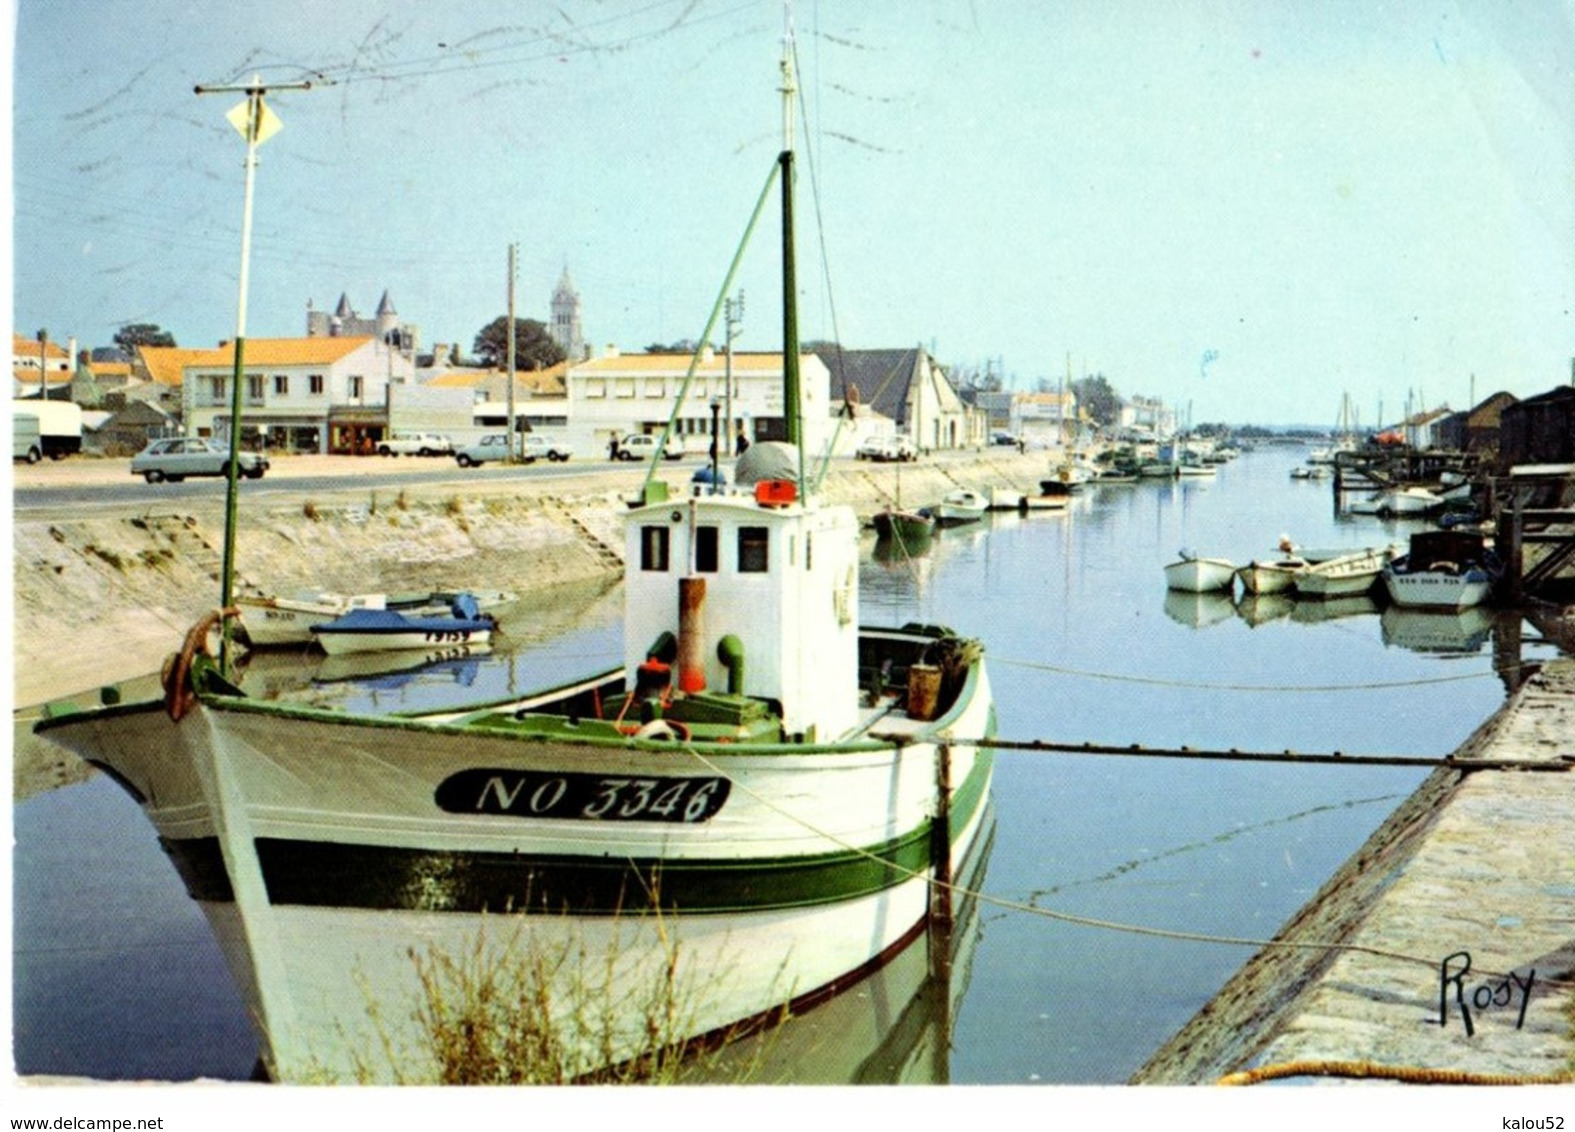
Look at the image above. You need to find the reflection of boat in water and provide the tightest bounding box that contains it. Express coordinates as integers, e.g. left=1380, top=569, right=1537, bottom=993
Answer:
left=312, top=646, right=491, bottom=687
left=696, top=809, right=994, bottom=1084
left=1288, top=593, right=1380, bottom=623
left=1163, top=589, right=1236, bottom=628
left=1235, top=592, right=1295, bottom=627
left=1380, top=605, right=1494, bottom=654
left=36, top=37, right=995, bottom=1085
left=873, top=529, right=933, bottom=565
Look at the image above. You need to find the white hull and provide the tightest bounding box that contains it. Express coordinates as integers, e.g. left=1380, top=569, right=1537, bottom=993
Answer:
left=1376, top=487, right=1444, bottom=515
left=1292, top=547, right=1395, bottom=599
left=1164, top=555, right=1237, bottom=593
left=238, top=590, right=515, bottom=647
left=1382, top=567, right=1493, bottom=609
left=1022, top=494, right=1070, bottom=511
left=933, top=490, right=987, bottom=527
left=1237, top=558, right=1305, bottom=595
left=986, top=487, right=1025, bottom=511
left=312, top=624, right=492, bottom=656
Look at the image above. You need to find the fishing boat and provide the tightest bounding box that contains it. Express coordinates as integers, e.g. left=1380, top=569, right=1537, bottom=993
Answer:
left=1381, top=529, right=1500, bottom=610
left=35, top=34, right=994, bottom=1085
left=1020, top=492, right=1071, bottom=512
left=1163, top=549, right=1238, bottom=593
left=871, top=503, right=933, bottom=542
left=1292, top=545, right=1398, bottom=599
left=931, top=488, right=988, bottom=528
left=307, top=593, right=497, bottom=656
left=236, top=588, right=516, bottom=648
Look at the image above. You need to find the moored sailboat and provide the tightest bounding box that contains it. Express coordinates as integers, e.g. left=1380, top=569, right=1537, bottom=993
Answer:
left=35, top=30, right=995, bottom=1085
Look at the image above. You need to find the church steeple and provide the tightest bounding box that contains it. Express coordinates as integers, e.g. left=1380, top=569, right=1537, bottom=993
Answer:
left=550, top=265, right=584, bottom=361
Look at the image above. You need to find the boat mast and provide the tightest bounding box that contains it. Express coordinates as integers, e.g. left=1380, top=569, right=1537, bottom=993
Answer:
left=778, top=9, right=805, bottom=489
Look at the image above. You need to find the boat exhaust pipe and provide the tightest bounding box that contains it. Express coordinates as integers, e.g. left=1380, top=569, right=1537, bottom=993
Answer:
left=717, top=634, right=745, bottom=695
left=677, top=576, right=707, bottom=693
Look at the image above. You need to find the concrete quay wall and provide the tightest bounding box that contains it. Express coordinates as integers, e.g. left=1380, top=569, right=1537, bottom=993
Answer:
left=1132, top=659, right=1575, bottom=1085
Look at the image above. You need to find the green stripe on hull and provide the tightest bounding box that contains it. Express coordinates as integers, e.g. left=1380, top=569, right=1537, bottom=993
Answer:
left=161, top=751, right=994, bottom=916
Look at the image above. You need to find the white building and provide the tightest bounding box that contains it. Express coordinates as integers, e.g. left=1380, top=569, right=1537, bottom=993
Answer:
left=181, top=335, right=414, bottom=453
left=1011, top=390, right=1078, bottom=448
left=565, top=347, right=835, bottom=459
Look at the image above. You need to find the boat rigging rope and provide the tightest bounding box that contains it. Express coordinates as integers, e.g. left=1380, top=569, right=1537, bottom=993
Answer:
left=994, top=654, right=1506, bottom=693
left=674, top=741, right=1575, bottom=994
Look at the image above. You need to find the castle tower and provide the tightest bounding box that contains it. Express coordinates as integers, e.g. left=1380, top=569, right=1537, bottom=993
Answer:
left=550, top=266, right=584, bottom=361
left=375, top=290, right=398, bottom=341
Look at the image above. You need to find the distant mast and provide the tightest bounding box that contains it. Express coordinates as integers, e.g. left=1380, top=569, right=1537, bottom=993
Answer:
left=778, top=12, right=804, bottom=481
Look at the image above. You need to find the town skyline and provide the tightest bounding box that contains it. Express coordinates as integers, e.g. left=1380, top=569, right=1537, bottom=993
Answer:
left=13, top=2, right=1575, bottom=426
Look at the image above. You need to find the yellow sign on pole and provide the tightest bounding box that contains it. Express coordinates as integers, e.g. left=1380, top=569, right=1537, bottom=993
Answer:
left=226, top=97, right=282, bottom=145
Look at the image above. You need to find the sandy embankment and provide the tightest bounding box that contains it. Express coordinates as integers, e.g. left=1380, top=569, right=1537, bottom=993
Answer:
left=12, top=448, right=1046, bottom=797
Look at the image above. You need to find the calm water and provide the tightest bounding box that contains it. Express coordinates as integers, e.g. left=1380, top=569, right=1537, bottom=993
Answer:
left=13, top=445, right=1564, bottom=1083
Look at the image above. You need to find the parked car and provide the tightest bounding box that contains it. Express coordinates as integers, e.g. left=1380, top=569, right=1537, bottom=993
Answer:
left=130, top=437, right=270, bottom=483
left=855, top=435, right=917, bottom=462
left=613, top=434, right=683, bottom=461
left=454, top=434, right=535, bottom=467
left=524, top=434, right=573, bottom=462
left=991, top=431, right=1020, bottom=447
left=13, top=412, right=43, bottom=464
left=377, top=433, right=453, bottom=457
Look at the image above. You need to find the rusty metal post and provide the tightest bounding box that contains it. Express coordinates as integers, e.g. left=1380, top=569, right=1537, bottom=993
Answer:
left=928, top=740, right=954, bottom=982
left=677, top=576, right=707, bottom=693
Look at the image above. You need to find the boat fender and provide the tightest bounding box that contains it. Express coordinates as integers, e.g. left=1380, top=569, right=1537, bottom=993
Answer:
left=633, top=718, right=690, bottom=742
left=1434, top=561, right=1458, bottom=575
left=833, top=564, right=855, bottom=625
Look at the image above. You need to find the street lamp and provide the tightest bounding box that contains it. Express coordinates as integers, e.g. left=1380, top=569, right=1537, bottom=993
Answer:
left=195, top=74, right=312, bottom=671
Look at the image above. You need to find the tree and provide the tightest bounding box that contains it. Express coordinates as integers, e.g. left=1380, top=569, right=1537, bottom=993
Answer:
left=643, top=339, right=705, bottom=355
left=1070, top=373, right=1121, bottom=428
left=113, top=323, right=176, bottom=352
left=473, top=317, right=565, bottom=370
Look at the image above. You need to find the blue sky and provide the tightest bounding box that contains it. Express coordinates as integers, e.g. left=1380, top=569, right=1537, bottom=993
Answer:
left=10, top=0, right=1575, bottom=425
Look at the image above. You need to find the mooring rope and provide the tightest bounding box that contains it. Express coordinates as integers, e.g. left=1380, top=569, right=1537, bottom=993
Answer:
left=673, top=742, right=1575, bottom=994
left=994, top=654, right=1505, bottom=692
left=1218, top=1060, right=1575, bottom=1086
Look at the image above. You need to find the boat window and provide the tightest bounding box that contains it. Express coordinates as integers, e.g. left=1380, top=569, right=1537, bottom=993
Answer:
left=738, top=526, right=769, bottom=573
left=640, top=525, right=670, bottom=572
left=695, top=526, right=719, bottom=573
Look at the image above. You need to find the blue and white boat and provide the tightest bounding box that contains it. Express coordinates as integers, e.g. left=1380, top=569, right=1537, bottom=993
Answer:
left=308, top=593, right=497, bottom=656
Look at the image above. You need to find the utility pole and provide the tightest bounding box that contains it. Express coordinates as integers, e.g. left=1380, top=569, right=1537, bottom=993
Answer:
left=507, top=243, right=518, bottom=463
left=36, top=330, right=47, bottom=399
left=195, top=74, right=313, bottom=672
